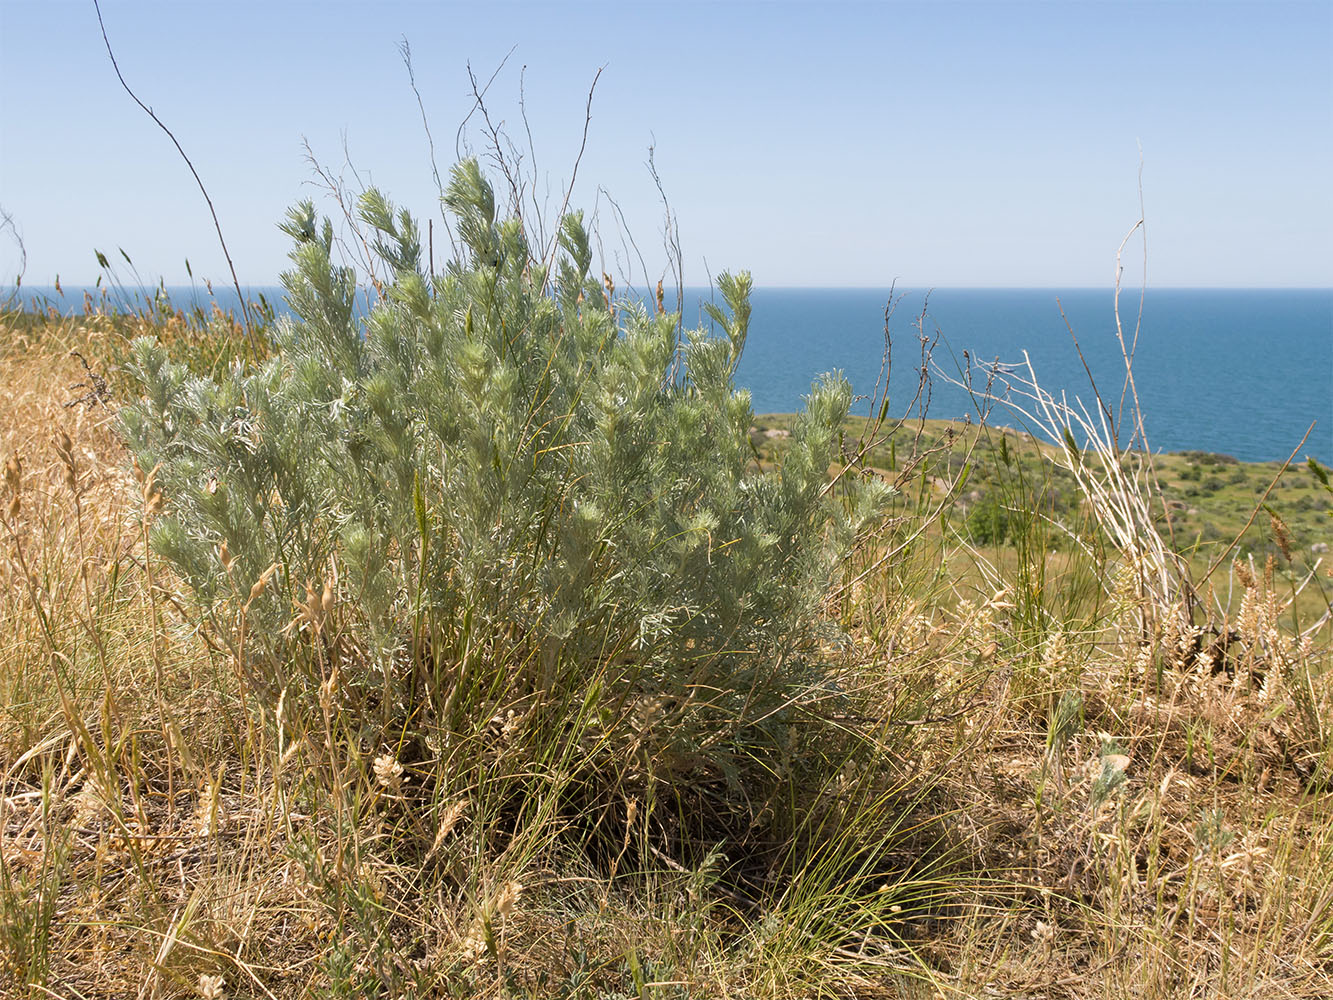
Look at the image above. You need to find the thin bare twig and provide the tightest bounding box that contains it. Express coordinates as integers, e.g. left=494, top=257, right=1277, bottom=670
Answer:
left=1116, top=143, right=1148, bottom=438
left=598, top=187, right=650, bottom=297
left=519, top=65, right=549, bottom=256
left=455, top=46, right=517, bottom=163
left=0, top=205, right=26, bottom=300
left=399, top=37, right=457, bottom=264
left=1200, top=423, right=1315, bottom=586
left=92, top=0, right=256, bottom=356
left=646, top=140, right=684, bottom=337
left=541, top=67, right=604, bottom=289
left=300, top=138, right=380, bottom=294
left=466, top=61, right=526, bottom=217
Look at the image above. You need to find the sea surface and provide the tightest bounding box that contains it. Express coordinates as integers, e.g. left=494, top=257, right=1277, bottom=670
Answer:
left=11, top=284, right=1330, bottom=463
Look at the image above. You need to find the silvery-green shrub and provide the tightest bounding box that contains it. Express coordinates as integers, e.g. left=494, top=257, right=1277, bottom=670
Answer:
left=120, top=159, right=891, bottom=803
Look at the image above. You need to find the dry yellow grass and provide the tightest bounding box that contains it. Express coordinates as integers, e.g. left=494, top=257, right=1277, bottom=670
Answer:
left=1, top=313, right=1330, bottom=998
left=0, top=317, right=323, bottom=996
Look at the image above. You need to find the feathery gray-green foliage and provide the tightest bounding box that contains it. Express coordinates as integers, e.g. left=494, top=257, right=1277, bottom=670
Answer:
left=119, top=159, right=891, bottom=816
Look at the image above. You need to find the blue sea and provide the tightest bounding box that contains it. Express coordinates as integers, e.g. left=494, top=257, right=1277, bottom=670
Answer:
left=11, top=284, right=1330, bottom=463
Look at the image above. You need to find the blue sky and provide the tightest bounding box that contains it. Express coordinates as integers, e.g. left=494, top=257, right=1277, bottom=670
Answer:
left=1, top=0, right=1330, bottom=288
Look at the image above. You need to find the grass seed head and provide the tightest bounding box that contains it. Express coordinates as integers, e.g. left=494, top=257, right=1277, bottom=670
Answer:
left=1269, top=511, right=1293, bottom=562
left=4, top=456, right=21, bottom=516
left=55, top=431, right=77, bottom=488
left=302, top=581, right=324, bottom=630
left=141, top=463, right=165, bottom=516
left=1235, top=559, right=1257, bottom=590
left=494, top=879, right=522, bottom=919
left=4, top=455, right=21, bottom=493
left=245, top=562, right=278, bottom=607
left=373, top=753, right=404, bottom=790
left=428, top=800, right=468, bottom=857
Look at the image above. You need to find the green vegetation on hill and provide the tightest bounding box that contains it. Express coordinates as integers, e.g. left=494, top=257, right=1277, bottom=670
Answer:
left=752, top=414, right=1333, bottom=622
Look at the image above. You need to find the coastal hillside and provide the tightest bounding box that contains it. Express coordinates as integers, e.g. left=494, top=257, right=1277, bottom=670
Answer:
left=1, top=272, right=1329, bottom=997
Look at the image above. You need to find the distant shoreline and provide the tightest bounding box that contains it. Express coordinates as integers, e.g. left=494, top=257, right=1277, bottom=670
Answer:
left=5, top=286, right=1329, bottom=464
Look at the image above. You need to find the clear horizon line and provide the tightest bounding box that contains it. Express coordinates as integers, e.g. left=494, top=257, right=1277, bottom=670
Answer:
left=8, top=282, right=1333, bottom=293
